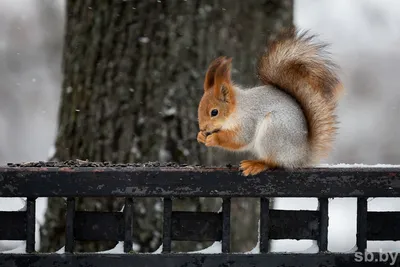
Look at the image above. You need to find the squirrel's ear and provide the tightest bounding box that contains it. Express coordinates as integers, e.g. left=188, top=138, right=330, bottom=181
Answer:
left=213, top=57, right=233, bottom=102
left=204, top=56, right=226, bottom=91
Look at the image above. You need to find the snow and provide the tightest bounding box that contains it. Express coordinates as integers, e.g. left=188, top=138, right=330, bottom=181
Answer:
left=1, top=242, right=26, bottom=254
left=97, top=241, right=125, bottom=254
left=188, top=242, right=221, bottom=254
left=317, top=163, right=400, bottom=168
left=266, top=241, right=319, bottom=254
left=152, top=244, right=163, bottom=254
left=248, top=241, right=259, bottom=254
left=95, top=241, right=139, bottom=254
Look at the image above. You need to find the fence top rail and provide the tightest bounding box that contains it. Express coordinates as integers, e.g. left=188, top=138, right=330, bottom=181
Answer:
left=0, top=162, right=400, bottom=197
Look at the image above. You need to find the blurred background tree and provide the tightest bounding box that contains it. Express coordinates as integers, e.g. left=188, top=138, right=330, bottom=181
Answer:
left=39, top=0, right=293, bottom=253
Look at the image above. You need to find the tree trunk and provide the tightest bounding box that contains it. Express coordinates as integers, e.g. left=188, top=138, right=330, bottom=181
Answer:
left=40, top=0, right=293, bottom=253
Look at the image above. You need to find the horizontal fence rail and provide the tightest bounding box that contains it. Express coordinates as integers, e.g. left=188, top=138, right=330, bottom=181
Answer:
left=1, top=165, right=400, bottom=197
left=1, top=162, right=400, bottom=267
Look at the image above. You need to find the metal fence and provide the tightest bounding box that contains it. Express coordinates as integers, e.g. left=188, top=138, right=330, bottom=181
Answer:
left=0, top=164, right=400, bottom=266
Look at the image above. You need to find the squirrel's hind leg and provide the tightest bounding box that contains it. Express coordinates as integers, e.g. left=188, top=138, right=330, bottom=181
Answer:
left=240, top=158, right=278, bottom=176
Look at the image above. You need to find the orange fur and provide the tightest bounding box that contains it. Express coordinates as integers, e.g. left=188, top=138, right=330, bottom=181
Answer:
left=204, top=128, right=245, bottom=150
left=240, top=158, right=278, bottom=176
left=203, top=56, right=226, bottom=91
left=197, top=131, right=206, bottom=144
left=257, top=28, right=343, bottom=163
left=198, top=57, right=238, bottom=136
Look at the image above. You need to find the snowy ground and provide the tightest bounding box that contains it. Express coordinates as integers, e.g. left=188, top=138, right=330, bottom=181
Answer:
left=2, top=0, right=400, bottom=254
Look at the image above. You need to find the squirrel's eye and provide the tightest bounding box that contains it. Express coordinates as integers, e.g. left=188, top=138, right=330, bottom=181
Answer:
left=210, top=109, right=218, bottom=117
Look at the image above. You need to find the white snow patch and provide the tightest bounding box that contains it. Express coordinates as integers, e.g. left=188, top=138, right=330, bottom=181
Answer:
left=317, top=163, right=400, bottom=168
left=247, top=240, right=259, bottom=254
left=0, top=241, right=24, bottom=252
left=152, top=244, right=163, bottom=254
left=269, top=240, right=315, bottom=253
left=2, top=242, right=26, bottom=254
left=301, top=241, right=319, bottom=253
left=248, top=240, right=319, bottom=254
left=0, top=198, right=25, bottom=211
left=97, top=241, right=124, bottom=254
left=188, top=242, right=221, bottom=254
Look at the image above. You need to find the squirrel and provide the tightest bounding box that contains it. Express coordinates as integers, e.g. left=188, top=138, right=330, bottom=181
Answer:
left=196, top=28, right=343, bottom=176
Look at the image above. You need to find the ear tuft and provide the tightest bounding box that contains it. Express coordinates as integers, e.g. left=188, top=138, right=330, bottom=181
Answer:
left=220, top=84, right=230, bottom=102
left=215, top=57, right=232, bottom=83
left=204, top=56, right=227, bottom=91
left=213, top=57, right=233, bottom=102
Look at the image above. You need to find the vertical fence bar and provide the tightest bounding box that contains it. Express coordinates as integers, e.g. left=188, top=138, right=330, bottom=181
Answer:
left=318, top=198, right=329, bottom=252
left=222, top=198, right=231, bottom=253
left=162, top=198, right=172, bottom=253
left=356, top=197, right=368, bottom=252
left=26, top=198, right=36, bottom=253
left=124, top=197, right=133, bottom=253
left=259, top=197, right=270, bottom=253
left=65, top=197, right=76, bottom=253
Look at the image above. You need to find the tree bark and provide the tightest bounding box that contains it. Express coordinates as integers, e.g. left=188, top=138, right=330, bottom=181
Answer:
left=40, top=0, right=293, bottom=253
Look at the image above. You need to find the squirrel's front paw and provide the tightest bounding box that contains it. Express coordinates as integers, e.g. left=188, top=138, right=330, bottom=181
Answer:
left=205, top=134, right=219, bottom=147
left=197, top=131, right=206, bottom=144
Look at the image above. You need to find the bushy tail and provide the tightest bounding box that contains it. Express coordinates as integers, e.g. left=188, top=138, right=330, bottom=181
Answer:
left=256, top=28, right=343, bottom=163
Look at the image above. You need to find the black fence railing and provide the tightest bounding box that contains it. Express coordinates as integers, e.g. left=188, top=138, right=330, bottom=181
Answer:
left=0, top=164, right=400, bottom=266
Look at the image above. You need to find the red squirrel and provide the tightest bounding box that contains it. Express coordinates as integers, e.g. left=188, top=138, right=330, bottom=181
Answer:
left=197, top=28, right=343, bottom=176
